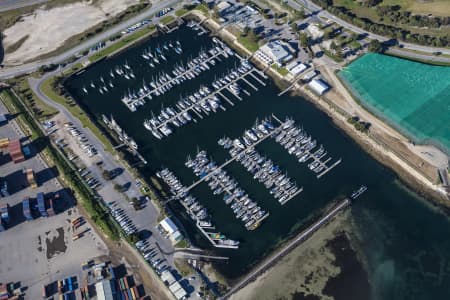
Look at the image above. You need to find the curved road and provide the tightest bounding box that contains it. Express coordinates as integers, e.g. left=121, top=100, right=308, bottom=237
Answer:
left=0, top=0, right=48, bottom=12
left=0, top=0, right=181, bottom=79
left=288, top=0, right=450, bottom=56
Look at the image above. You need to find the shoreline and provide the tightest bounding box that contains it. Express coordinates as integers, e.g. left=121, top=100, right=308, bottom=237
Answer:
left=190, top=12, right=449, bottom=207
left=35, top=11, right=449, bottom=297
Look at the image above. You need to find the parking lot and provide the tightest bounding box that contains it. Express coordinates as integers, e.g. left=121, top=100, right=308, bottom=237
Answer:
left=0, top=100, right=108, bottom=299
left=45, top=110, right=203, bottom=298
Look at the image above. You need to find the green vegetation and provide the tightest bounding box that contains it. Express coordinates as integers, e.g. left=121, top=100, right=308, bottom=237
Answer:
left=238, top=27, right=261, bottom=52
left=175, top=8, right=189, bottom=16
left=41, top=76, right=113, bottom=152
left=299, top=32, right=310, bottom=48
left=174, top=239, right=189, bottom=249
left=347, top=116, right=370, bottom=133
left=174, top=258, right=193, bottom=277
left=194, top=3, right=210, bottom=16
left=271, top=65, right=289, bottom=76
left=368, top=39, right=384, bottom=53
left=160, top=15, right=175, bottom=25
left=0, top=89, right=120, bottom=239
left=311, top=0, right=450, bottom=47
left=89, top=25, right=156, bottom=62
left=8, top=77, right=58, bottom=121
left=322, top=47, right=344, bottom=62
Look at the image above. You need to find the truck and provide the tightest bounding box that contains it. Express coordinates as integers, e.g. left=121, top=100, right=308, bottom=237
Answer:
left=37, top=192, right=48, bottom=217
left=22, top=198, right=33, bottom=221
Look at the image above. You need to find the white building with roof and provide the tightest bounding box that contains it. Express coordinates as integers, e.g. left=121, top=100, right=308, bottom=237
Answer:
left=216, top=1, right=232, bottom=15
left=259, top=40, right=293, bottom=66
left=308, top=78, right=330, bottom=95
left=160, top=217, right=184, bottom=243
left=95, top=280, right=114, bottom=300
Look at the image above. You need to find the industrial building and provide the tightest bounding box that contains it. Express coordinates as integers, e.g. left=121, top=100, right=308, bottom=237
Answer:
left=259, top=40, right=293, bottom=66
left=286, top=61, right=308, bottom=76
left=308, top=78, right=330, bottom=95
left=159, top=217, right=184, bottom=243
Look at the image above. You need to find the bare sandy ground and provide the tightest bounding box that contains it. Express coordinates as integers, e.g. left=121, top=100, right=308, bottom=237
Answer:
left=231, top=212, right=350, bottom=300
left=2, top=0, right=138, bottom=65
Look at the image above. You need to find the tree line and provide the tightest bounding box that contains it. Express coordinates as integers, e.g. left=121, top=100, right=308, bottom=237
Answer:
left=311, top=0, right=450, bottom=47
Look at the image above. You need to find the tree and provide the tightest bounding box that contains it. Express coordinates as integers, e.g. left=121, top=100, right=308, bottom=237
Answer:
left=102, top=170, right=112, bottom=180
left=299, top=32, right=309, bottom=47
left=114, top=183, right=123, bottom=192
left=131, top=197, right=141, bottom=210
left=368, top=39, right=383, bottom=52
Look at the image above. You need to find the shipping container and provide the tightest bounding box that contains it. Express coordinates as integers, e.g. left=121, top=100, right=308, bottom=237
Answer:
left=22, top=198, right=33, bottom=221
left=37, top=193, right=48, bottom=217
left=132, top=286, right=140, bottom=298
left=0, top=138, right=9, bottom=148
left=47, top=198, right=56, bottom=217
left=25, top=168, right=38, bottom=188
left=122, top=290, right=129, bottom=300
left=126, top=288, right=133, bottom=300
left=0, top=203, right=9, bottom=223
left=123, top=276, right=129, bottom=289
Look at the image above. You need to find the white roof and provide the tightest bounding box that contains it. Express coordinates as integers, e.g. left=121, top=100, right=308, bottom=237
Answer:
left=303, top=69, right=318, bottom=81
left=289, top=63, right=308, bottom=76
left=174, top=288, right=188, bottom=300
left=160, top=217, right=178, bottom=234
left=309, top=79, right=329, bottom=95
left=286, top=61, right=300, bottom=71
left=95, top=280, right=114, bottom=300
left=170, top=230, right=183, bottom=242
left=169, top=281, right=184, bottom=293
left=217, top=1, right=231, bottom=11
left=161, top=270, right=176, bottom=285
left=260, top=40, right=291, bottom=62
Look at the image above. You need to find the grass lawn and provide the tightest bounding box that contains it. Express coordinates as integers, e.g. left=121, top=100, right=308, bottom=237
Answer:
left=11, top=77, right=59, bottom=120
left=271, top=65, right=289, bottom=76
left=237, top=36, right=260, bottom=52
left=89, top=25, right=156, bottom=62
left=175, top=8, right=189, bottom=17
left=160, top=15, right=175, bottom=25
left=41, top=77, right=113, bottom=152
left=194, top=3, right=210, bottom=16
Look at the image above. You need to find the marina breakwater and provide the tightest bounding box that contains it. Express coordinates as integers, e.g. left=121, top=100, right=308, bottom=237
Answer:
left=64, top=23, right=450, bottom=299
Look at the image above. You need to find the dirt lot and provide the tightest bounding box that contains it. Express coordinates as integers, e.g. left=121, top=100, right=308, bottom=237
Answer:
left=2, top=0, right=138, bottom=65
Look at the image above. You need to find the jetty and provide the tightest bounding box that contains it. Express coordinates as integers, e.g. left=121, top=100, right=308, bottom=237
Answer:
left=221, top=198, right=352, bottom=299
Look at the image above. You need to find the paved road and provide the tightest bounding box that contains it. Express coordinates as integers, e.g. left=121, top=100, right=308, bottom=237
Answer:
left=0, top=0, right=48, bottom=12
left=285, top=0, right=450, bottom=56
left=0, top=0, right=182, bottom=79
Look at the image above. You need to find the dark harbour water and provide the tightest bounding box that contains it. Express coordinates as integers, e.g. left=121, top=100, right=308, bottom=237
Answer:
left=64, top=25, right=450, bottom=299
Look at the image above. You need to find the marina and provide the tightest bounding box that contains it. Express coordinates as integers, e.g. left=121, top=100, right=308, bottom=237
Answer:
left=271, top=115, right=341, bottom=178
left=185, top=150, right=270, bottom=231
left=122, top=39, right=236, bottom=112
left=218, top=118, right=303, bottom=205
left=143, top=60, right=266, bottom=139
left=61, top=23, right=450, bottom=294
left=156, top=168, right=240, bottom=249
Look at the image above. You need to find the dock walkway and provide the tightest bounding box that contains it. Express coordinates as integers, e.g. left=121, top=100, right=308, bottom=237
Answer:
left=153, top=67, right=263, bottom=131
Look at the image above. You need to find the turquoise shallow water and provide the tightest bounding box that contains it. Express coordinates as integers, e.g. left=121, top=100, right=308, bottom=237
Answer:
left=339, top=53, right=450, bottom=154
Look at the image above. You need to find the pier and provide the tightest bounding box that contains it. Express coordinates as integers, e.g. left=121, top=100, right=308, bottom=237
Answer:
left=133, top=46, right=233, bottom=103
left=185, top=117, right=290, bottom=192
left=271, top=114, right=341, bottom=178
left=152, top=67, right=264, bottom=133
left=221, top=198, right=352, bottom=299
left=186, top=151, right=270, bottom=231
